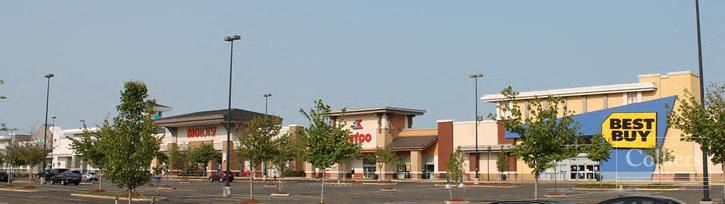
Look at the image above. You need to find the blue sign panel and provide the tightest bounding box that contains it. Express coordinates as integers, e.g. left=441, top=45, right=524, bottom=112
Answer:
left=504, top=96, right=677, bottom=180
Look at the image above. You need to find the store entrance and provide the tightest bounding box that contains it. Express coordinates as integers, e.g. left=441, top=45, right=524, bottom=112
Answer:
left=362, top=158, right=377, bottom=179
left=422, top=164, right=434, bottom=179
left=570, top=164, right=600, bottom=181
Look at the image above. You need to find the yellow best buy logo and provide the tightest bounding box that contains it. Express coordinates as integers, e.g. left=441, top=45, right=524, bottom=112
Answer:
left=601, top=112, right=657, bottom=148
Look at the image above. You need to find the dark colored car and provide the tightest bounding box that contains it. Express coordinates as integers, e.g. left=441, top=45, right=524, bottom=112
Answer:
left=208, top=171, right=234, bottom=182
left=490, top=201, right=573, bottom=204
left=0, top=172, right=9, bottom=182
left=599, top=196, right=684, bottom=204
left=40, top=168, right=69, bottom=181
left=49, top=171, right=81, bottom=185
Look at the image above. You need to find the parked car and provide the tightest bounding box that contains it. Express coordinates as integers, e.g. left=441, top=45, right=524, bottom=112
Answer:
left=599, top=196, right=684, bottom=204
left=208, top=171, right=234, bottom=182
left=40, top=168, right=69, bottom=181
left=49, top=171, right=81, bottom=185
left=82, top=172, right=98, bottom=181
left=0, top=172, right=9, bottom=182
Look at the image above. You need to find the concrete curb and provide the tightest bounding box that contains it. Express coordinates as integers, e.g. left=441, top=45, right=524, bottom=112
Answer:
left=444, top=200, right=470, bottom=204
left=544, top=193, right=567, bottom=198
left=573, top=187, right=619, bottom=191
left=0, top=188, right=40, bottom=193
left=70, top=193, right=166, bottom=201
left=634, top=188, right=683, bottom=191
left=380, top=188, right=398, bottom=192
left=157, top=186, right=176, bottom=190
left=362, top=182, right=397, bottom=185
left=270, top=192, right=290, bottom=197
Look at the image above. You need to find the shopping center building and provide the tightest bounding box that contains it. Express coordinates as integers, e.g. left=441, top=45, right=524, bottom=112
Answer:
left=481, top=70, right=718, bottom=181
left=144, top=70, right=717, bottom=182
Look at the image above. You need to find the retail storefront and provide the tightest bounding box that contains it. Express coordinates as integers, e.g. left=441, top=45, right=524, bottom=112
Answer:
left=154, top=108, right=284, bottom=177
left=481, top=71, right=721, bottom=181
left=303, top=107, right=447, bottom=180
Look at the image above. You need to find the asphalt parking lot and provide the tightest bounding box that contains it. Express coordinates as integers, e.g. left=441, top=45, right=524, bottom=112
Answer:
left=0, top=179, right=722, bottom=204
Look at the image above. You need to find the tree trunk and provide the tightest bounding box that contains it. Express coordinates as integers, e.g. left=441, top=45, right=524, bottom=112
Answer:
left=249, top=162, right=255, bottom=200
left=721, top=160, right=725, bottom=204
left=320, top=169, right=326, bottom=204
left=7, top=165, right=12, bottom=185
left=127, top=188, right=132, bottom=204
left=98, top=169, right=103, bottom=190
left=554, top=165, right=558, bottom=193
left=534, top=174, right=539, bottom=200
left=658, top=164, right=663, bottom=183
left=29, top=165, right=34, bottom=182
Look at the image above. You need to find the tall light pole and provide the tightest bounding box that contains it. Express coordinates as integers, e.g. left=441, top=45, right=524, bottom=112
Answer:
left=42, top=73, right=54, bottom=171
left=262, top=93, right=271, bottom=179
left=263, top=93, right=272, bottom=116
left=224, top=34, right=241, bottom=190
left=694, top=0, right=710, bottom=202
left=470, top=74, right=483, bottom=181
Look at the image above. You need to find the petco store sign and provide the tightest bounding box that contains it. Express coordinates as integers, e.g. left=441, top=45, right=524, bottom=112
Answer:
left=601, top=112, right=657, bottom=148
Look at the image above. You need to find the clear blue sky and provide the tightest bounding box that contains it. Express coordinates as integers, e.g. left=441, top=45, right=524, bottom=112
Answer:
left=1, top=1, right=723, bottom=132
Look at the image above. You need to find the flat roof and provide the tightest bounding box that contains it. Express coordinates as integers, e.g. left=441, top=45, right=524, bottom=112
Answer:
left=156, top=108, right=280, bottom=128
left=330, top=106, right=425, bottom=116
left=481, top=82, right=656, bottom=102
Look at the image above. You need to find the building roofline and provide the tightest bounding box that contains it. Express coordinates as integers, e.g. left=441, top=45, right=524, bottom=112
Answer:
left=481, top=82, right=656, bottom=102
left=330, top=106, right=425, bottom=116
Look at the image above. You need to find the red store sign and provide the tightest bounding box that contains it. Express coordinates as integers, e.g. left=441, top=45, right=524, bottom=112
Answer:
left=350, top=132, right=372, bottom=143
left=187, top=127, right=217, bottom=138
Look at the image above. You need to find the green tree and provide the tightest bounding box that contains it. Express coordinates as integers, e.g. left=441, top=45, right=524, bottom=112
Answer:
left=167, top=144, right=182, bottom=172
left=96, top=81, right=162, bottom=204
left=3, top=143, right=26, bottom=184
left=300, top=100, right=361, bottom=204
left=269, top=132, right=304, bottom=193
left=496, top=151, right=509, bottom=180
left=668, top=83, right=724, bottom=198
left=445, top=147, right=466, bottom=201
left=585, top=134, right=612, bottom=182
left=70, top=122, right=108, bottom=190
left=237, top=116, right=282, bottom=201
left=643, top=147, right=675, bottom=183
left=18, top=142, right=50, bottom=183
left=369, top=146, right=401, bottom=181
left=189, top=142, right=219, bottom=177
left=496, top=86, right=580, bottom=200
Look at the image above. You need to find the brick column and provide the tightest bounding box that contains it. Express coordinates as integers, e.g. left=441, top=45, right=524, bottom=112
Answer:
left=437, top=120, right=454, bottom=179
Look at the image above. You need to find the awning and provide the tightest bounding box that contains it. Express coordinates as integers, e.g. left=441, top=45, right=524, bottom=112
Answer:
left=388, top=136, right=437, bottom=151
left=459, top=144, right=514, bottom=153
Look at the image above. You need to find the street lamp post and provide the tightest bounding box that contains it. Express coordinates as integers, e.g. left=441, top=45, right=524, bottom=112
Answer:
left=224, top=35, right=241, bottom=192
left=42, top=73, right=54, bottom=172
left=470, top=74, right=483, bottom=181
left=263, top=93, right=272, bottom=116
left=262, top=93, right=271, bottom=180
left=694, top=0, right=710, bottom=202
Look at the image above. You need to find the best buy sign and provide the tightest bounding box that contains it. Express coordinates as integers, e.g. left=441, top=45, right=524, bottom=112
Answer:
left=601, top=112, right=657, bottom=148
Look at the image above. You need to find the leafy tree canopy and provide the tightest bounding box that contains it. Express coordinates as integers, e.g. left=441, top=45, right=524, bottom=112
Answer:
left=669, top=83, right=724, bottom=164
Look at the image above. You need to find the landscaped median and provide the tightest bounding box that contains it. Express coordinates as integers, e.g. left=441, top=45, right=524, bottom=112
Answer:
left=0, top=184, right=42, bottom=192
left=70, top=191, right=166, bottom=201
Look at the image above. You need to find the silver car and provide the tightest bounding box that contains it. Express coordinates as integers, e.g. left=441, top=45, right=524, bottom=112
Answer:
left=82, top=172, right=98, bottom=181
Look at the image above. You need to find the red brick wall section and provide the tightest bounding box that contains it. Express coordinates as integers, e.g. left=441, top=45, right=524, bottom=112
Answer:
left=437, top=120, right=453, bottom=172
left=468, top=154, right=477, bottom=171
left=507, top=154, right=517, bottom=171
left=497, top=120, right=514, bottom=144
